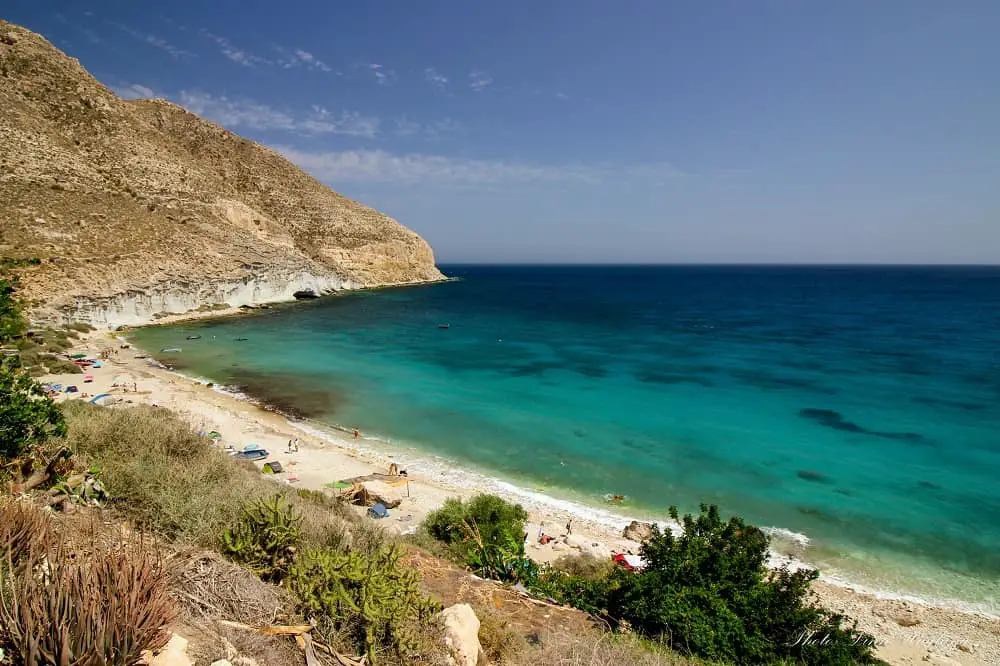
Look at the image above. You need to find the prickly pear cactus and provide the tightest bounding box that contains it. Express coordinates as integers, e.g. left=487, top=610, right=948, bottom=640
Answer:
left=289, top=544, right=441, bottom=663
left=220, top=494, right=302, bottom=582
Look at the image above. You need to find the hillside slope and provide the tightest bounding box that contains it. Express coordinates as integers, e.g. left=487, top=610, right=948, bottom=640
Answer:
left=0, top=21, right=444, bottom=326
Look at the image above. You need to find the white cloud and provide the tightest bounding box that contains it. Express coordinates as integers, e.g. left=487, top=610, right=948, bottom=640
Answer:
left=394, top=118, right=422, bottom=136
left=293, top=48, right=332, bottom=72
left=392, top=117, right=460, bottom=138
left=368, top=63, right=396, bottom=85
left=270, top=46, right=332, bottom=71
left=275, top=147, right=680, bottom=188
left=108, top=22, right=195, bottom=59
left=112, top=83, right=156, bottom=100
left=178, top=92, right=379, bottom=137
left=202, top=31, right=272, bottom=67
left=469, top=70, right=493, bottom=92
left=424, top=67, right=448, bottom=89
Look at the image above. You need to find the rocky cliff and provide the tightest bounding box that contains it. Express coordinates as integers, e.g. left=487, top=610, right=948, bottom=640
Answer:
left=0, top=21, right=444, bottom=327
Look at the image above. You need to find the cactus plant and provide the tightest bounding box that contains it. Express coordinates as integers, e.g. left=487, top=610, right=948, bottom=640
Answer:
left=289, top=544, right=440, bottom=663
left=220, top=494, right=302, bottom=582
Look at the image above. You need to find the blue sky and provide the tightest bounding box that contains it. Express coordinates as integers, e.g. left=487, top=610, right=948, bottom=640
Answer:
left=7, top=1, right=1000, bottom=263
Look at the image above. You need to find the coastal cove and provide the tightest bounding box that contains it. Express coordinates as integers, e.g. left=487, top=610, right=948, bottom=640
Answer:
left=128, top=265, right=1000, bottom=617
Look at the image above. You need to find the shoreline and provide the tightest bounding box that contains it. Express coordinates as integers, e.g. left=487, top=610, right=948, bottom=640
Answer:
left=95, top=276, right=459, bottom=330
left=41, top=331, right=1000, bottom=666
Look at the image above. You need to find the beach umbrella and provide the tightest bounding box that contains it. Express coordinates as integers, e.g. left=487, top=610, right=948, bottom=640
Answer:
left=89, top=393, right=112, bottom=404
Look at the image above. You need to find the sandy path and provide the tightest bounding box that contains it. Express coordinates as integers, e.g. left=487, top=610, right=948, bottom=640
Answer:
left=38, top=332, right=999, bottom=666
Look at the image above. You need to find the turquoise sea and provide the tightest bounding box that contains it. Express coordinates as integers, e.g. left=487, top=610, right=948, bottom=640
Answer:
left=130, top=266, right=1000, bottom=613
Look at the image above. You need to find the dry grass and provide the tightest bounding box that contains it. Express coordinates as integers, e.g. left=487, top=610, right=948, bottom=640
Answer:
left=59, top=402, right=369, bottom=553
left=166, top=547, right=294, bottom=627
left=60, top=401, right=268, bottom=545
left=509, top=630, right=704, bottom=666
left=550, top=552, right=614, bottom=579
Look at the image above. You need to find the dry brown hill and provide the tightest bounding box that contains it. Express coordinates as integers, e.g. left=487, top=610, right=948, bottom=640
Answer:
left=0, top=21, right=444, bottom=327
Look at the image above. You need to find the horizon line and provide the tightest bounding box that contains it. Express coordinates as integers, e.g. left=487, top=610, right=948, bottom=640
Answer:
left=436, top=261, right=1000, bottom=268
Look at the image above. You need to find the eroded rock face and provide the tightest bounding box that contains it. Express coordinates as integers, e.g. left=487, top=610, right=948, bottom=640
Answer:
left=439, top=603, right=486, bottom=666
left=0, top=20, right=444, bottom=326
left=622, top=520, right=655, bottom=542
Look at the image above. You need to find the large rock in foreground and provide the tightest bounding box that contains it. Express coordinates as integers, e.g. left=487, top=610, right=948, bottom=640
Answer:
left=0, top=21, right=444, bottom=327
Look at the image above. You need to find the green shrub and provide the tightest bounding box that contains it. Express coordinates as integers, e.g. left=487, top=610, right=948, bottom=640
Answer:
left=422, top=494, right=536, bottom=582
left=0, top=357, right=66, bottom=462
left=602, top=505, right=885, bottom=666
left=0, top=278, right=26, bottom=342
left=221, top=495, right=303, bottom=583
left=288, top=544, right=441, bottom=663
left=66, top=322, right=95, bottom=333
left=425, top=494, right=527, bottom=549
left=41, top=358, right=84, bottom=374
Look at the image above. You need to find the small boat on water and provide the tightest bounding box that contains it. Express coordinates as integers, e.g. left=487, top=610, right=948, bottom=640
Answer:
left=233, top=337, right=248, bottom=342
left=438, top=324, right=451, bottom=329
left=604, top=494, right=627, bottom=504
left=160, top=347, right=182, bottom=353
left=186, top=335, right=202, bottom=340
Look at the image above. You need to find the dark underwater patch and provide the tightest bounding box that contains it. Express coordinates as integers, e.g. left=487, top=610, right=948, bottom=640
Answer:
left=797, top=469, right=832, bottom=484
left=798, top=408, right=929, bottom=444
left=730, top=368, right=831, bottom=393
left=918, top=480, right=942, bottom=491
left=227, top=368, right=344, bottom=420
left=913, top=396, right=987, bottom=412
left=635, top=369, right=714, bottom=387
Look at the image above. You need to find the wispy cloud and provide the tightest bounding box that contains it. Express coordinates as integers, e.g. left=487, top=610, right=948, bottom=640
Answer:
left=275, top=147, right=680, bottom=188
left=108, top=21, right=195, bottom=59
left=294, top=48, right=332, bottom=72
left=202, top=31, right=271, bottom=67
left=392, top=117, right=461, bottom=138
left=273, top=47, right=332, bottom=72
left=368, top=63, right=396, bottom=85
left=178, top=91, right=379, bottom=137
left=424, top=67, right=448, bottom=89
left=469, top=70, right=493, bottom=92
left=112, top=83, right=156, bottom=100
left=81, top=28, right=103, bottom=45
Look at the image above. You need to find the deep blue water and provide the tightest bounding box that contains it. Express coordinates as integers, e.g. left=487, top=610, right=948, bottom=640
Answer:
left=132, top=266, right=1000, bottom=611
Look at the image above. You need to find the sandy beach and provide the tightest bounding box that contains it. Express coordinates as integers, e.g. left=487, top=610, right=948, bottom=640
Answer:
left=41, top=330, right=1000, bottom=666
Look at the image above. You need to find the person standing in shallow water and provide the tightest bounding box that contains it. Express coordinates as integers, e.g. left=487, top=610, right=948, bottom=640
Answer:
left=353, top=428, right=359, bottom=439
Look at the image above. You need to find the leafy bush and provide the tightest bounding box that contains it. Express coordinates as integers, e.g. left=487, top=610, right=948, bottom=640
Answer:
left=423, top=494, right=535, bottom=582
left=0, top=278, right=26, bottom=342
left=221, top=495, right=303, bottom=582
left=0, top=501, right=175, bottom=665
left=66, top=322, right=95, bottom=333
left=425, top=494, right=527, bottom=549
left=289, top=544, right=441, bottom=663
left=602, top=505, right=884, bottom=666
left=0, top=357, right=66, bottom=462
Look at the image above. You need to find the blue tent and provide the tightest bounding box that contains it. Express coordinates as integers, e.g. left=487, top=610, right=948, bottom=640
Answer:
left=89, top=393, right=112, bottom=404
left=368, top=503, right=389, bottom=519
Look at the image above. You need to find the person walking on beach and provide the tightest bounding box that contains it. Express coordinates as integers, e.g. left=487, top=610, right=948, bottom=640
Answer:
left=566, top=519, right=573, bottom=535
left=287, top=439, right=294, bottom=453
left=293, top=438, right=299, bottom=452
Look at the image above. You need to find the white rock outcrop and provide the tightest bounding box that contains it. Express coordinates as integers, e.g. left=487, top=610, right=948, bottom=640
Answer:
left=439, top=603, right=486, bottom=666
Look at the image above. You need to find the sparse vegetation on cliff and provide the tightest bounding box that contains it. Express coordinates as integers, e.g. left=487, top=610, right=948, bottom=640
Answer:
left=1, top=20, right=443, bottom=326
